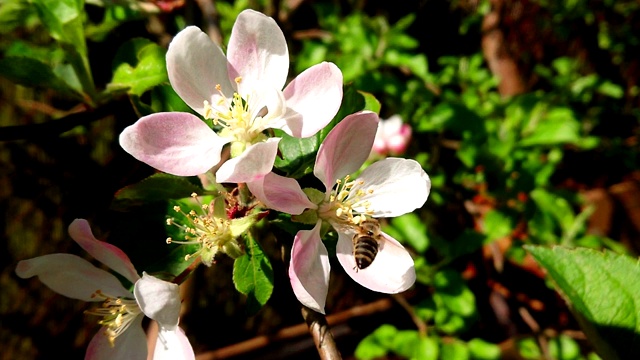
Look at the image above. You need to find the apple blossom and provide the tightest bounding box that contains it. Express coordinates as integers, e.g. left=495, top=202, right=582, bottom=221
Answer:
left=165, top=193, right=258, bottom=266
left=372, top=114, right=412, bottom=156
left=15, top=219, right=194, bottom=360
left=119, top=9, right=343, bottom=183
left=247, top=111, right=431, bottom=313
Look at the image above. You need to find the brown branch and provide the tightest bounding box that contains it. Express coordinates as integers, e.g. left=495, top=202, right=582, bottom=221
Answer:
left=0, top=97, right=129, bottom=142
left=194, top=0, right=222, bottom=45
left=481, top=0, right=526, bottom=96
left=195, top=298, right=393, bottom=360
left=301, top=306, right=342, bottom=360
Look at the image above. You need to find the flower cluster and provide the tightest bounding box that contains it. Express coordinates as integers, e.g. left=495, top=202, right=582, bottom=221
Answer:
left=118, top=8, right=429, bottom=314
left=16, top=8, right=430, bottom=358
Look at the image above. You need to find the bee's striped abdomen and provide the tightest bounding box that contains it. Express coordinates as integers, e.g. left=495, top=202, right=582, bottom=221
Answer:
left=354, top=235, right=380, bottom=270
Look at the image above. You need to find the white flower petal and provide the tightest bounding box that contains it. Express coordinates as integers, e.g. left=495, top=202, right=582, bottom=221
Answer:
left=134, top=273, right=181, bottom=330
left=166, top=26, right=234, bottom=116
left=314, top=111, right=379, bottom=190
left=279, top=62, right=343, bottom=138
left=119, top=112, right=230, bottom=177
left=16, top=253, right=131, bottom=301
left=247, top=172, right=317, bottom=215
left=227, top=9, right=289, bottom=91
left=336, top=231, right=415, bottom=293
left=289, top=221, right=330, bottom=314
left=244, top=82, right=286, bottom=131
left=85, top=317, right=147, bottom=360
left=215, top=138, right=281, bottom=183
left=68, top=219, right=140, bottom=284
left=351, top=158, right=430, bottom=217
left=153, top=327, right=195, bottom=360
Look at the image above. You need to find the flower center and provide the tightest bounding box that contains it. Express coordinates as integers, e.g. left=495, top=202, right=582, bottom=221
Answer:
left=166, top=193, right=241, bottom=266
left=85, top=290, right=142, bottom=347
left=318, top=175, right=375, bottom=227
left=202, top=78, right=270, bottom=145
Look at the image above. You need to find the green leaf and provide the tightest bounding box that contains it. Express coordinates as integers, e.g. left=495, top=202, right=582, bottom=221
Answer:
left=530, top=189, right=575, bottom=240
left=441, top=340, right=470, bottom=360
left=413, top=336, right=439, bottom=360
left=0, top=57, right=83, bottom=100
left=519, top=108, right=580, bottom=146
left=525, top=246, right=640, bottom=360
left=360, top=90, right=381, bottom=114
left=109, top=38, right=169, bottom=96
left=355, top=324, right=396, bottom=360
left=32, top=0, right=94, bottom=98
left=390, top=331, right=439, bottom=360
left=233, top=233, right=274, bottom=314
left=597, top=81, right=624, bottom=99
left=482, top=210, right=514, bottom=243
left=548, top=334, right=581, bottom=360
left=32, top=0, right=85, bottom=49
left=111, top=173, right=204, bottom=211
left=388, top=213, right=429, bottom=253
left=467, top=338, right=501, bottom=360
left=273, top=131, right=320, bottom=179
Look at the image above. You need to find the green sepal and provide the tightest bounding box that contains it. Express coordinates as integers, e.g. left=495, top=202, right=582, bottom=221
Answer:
left=291, top=208, right=319, bottom=225
left=303, top=187, right=325, bottom=205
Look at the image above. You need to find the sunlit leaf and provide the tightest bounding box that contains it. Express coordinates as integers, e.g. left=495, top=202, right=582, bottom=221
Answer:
left=526, top=245, right=640, bottom=360
left=355, top=324, right=396, bottom=360
left=233, top=234, right=274, bottom=314
left=109, top=38, right=168, bottom=96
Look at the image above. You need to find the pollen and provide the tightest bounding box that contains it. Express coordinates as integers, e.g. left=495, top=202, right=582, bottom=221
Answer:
left=85, top=290, right=142, bottom=347
left=165, top=195, right=237, bottom=266
left=319, top=175, right=375, bottom=228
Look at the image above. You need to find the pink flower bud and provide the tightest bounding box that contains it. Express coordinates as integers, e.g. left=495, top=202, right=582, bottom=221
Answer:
left=372, top=115, right=412, bottom=156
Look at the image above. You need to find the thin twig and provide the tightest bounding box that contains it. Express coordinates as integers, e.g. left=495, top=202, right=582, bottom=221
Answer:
left=195, top=298, right=392, bottom=359
left=392, top=293, right=428, bottom=337
left=0, top=97, right=129, bottom=141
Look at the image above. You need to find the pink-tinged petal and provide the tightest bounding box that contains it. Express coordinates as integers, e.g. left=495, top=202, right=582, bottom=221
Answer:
left=153, top=327, right=195, bottom=360
left=314, top=112, right=379, bottom=190
left=336, top=231, right=415, bottom=293
left=227, top=9, right=288, bottom=91
left=68, top=219, right=140, bottom=284
left=215, top=138, right=280, bottom=183
left=289, top=221, right=330, bottom=314
left=351, top=158, right=430, bottom=217
left=85, top=317, right=147, bottom=360
left=166, top=26, right=234, bottom=116
left=134, top=273, right=181, bottom=330
left=120, top=112, right=229, bottom=177
left=247, top=172, right=317, bottom=215
left=278, top=62, right=343, bottom=138
left=16, top=254, right=131, bottom=301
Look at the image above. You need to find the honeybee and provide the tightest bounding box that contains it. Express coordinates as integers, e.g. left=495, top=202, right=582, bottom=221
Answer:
left=352, top=218, right=383, bottom=270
